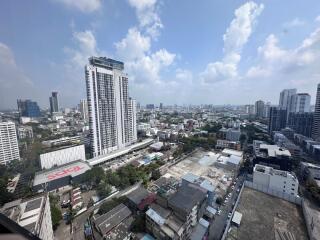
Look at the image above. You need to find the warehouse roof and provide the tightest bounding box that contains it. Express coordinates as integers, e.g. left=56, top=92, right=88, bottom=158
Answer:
left=33, top=160, right=91, bottom=186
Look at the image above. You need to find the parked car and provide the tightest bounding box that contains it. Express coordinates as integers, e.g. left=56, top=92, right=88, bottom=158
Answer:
left=217, top=210, right=222, bottom=216
left=228, top=212, right=232, bottom=219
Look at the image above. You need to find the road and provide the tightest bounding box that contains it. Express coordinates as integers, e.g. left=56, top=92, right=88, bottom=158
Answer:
left=208, top=175, right=244, bottom=240
left=71, top=182, right=141, bottom=240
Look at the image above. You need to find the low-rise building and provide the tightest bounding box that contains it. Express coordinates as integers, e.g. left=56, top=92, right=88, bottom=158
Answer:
left=126, top=187, right=156, bottom=212
left=33, top=160, right=91, bottom=192
left=0, top=194, right=54, bottom=240
left=253, top=144, right=292, bottom=171
left=92, top=203, right=133, bottom=240
left=300, top=162, right=320, bottom=182
left=146, top=185, right=207, bottom=240
left=17, top=125, right=33, bottom=139
left=216, top=139, right=240, bottom=150
left=253, top=164, right=299, bottom=196
left=219, top=128, right=241, bottom=141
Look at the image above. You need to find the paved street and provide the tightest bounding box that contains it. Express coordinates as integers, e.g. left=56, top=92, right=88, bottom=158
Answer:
left=208, top=175, right=244, bottom=240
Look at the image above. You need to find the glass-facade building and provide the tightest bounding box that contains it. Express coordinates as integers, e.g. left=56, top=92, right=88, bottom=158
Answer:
left=17, top=99, right=41, bottom=118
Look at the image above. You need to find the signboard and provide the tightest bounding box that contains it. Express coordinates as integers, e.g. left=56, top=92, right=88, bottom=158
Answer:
left=47, top=165, right=84, bottom=180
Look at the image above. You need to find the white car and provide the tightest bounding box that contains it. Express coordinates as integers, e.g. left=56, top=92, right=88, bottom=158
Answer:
left=217, top=210, right=222, bottom=215
left=228, top=213, right=232, bottom=219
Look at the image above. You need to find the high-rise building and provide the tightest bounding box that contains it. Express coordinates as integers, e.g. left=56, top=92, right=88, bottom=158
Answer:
left=0, top=122, right=20, bottom=165
left=287, top=112, right=313, bottom=138
left=159, top=103, right=163, bottom=110
left=85, top=57, right=137, bottom=157
left=264, top=102, right=271, bottom=118
left=290, top=93, right=311, bottom=113
left=17, top=99, right=41, bottom=118
left=49, top=91, right=59, bottom=114
left=79, top=99, right=89, bottom=122
left=146, top=104, right=155, bottom=110
left=279, top=89, right=297, bottom=111
left=268, top=107, right=287, bottom=134
left=245, top=104, right=255, bottom=115
left=255, top=100, right=265, bottom=118
left=312, top=84, right=320, bottom=141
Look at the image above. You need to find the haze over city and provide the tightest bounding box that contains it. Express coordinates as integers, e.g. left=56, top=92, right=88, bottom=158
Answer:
left=1, top=0, right=320, bottom=109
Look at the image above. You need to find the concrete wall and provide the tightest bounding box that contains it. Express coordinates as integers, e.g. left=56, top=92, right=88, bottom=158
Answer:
left=244, top=181, right=302, bottom=205
left=40, top=145, right=86, bottom=169
left=301, top=199, right=320, bottom=240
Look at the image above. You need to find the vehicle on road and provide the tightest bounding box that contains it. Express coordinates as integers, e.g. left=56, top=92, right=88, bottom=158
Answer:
left=217, top=210, right=222, bottom=215
left=228, top=212, right=232, bottom=219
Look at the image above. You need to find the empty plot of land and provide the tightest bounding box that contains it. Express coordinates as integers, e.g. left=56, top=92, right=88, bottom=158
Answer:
left=232, top=187, right=308, bottom=240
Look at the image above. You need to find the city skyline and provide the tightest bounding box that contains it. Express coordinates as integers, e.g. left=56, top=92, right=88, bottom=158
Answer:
left=1, top=1, right=320, bottom=109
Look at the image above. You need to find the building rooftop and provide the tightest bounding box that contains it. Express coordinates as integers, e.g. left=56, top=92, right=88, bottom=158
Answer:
left=126, top=187, right=149, bottom=205
left=259, top=144, right=291, bottom=157
left=254, top=164, right=297, bottom=180
left=168, top=185, right=206, bottom=213
left=1, top=195, right=46, bottom=235
left=33, top=160, right=91, bottom=186
left=228, top=187, right=308, bottom=240
left=222, top=148, right=243, bottom=158
left=94, top=203, right=132, bottom=236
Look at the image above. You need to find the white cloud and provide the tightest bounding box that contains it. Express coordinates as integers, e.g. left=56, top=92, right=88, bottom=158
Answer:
left=127, top=49, right=175, bottom=83
left=55, top=0, right=101, bottom=13
left=65, top=30, right=99, bottom=67
left=115, top=28, right=151, bottom=61
left=0, top=43, right=36, bottom=109
left=175, top=68, right=193, bottom=82
left=128, top=0, right=163, bottom=39
left=316, top=15, right=320, bottom=22
left=201, top=1, right=264, bottom=84
left=115, top=0, right=175, bottom=85
left=283, top=18, right=305, bottom=28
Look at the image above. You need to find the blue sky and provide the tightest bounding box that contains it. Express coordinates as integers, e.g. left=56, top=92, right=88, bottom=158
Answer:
left=0, top=0, right=320, bottom=109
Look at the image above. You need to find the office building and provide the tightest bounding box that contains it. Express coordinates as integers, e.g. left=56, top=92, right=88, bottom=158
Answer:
left=159, top=102, right=163, bottom=110
left=40, top=144, right=86, bottom=169
left=85, top=57, right=137, bottom=157
left=253, top=164, right=299, bottom=196
left=17, top=99, right=41, bottom=118
left=255, top=100, right=265, bottom=118
left=279, top=89, right=297, bottom=111
left=1, top=194, right=54, bottom=240
left=268, top=107, right=287, bottom=134
left=312, top=84, right=320, bottom=141
left=146, top=104, right=155, bottom=110
left=49, top=92, right=59, bottom=114
left=253, top=144, right=292, bottom=171
left=0, top=122, right=20, bottom=165
left=79, top=99, right=89, bottom=122
left=290, top=93, right=311, bottom=113
left=287, top=112, right=313, bottom=138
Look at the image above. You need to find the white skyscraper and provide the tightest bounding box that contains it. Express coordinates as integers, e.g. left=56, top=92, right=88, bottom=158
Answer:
left=290, top=93, right=311, bottom=113
left=85, top=57, right=137, bottom=157
left=80, top=99, right=89, bottom=122
left=0, top=122, right=20, bottom=165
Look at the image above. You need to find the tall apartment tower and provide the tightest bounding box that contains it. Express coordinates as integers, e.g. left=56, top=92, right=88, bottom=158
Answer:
left=85, top=57, right=137, bottom=157
left=0, top=122, right=20, bottom=165
left=290, top=93, right=311, bottom=113
left=80, top=99, right=89, bottom=122
left=255, top=100, right=265, bottom=118
left=279, top=89, right=297, bottom=111
left=312, top=84, right=320, bottom=141
left=49, top=92, right=59, bottom=114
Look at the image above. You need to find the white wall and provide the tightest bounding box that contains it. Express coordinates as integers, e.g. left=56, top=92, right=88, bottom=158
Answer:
left=40, top=145, right=86, bottom=169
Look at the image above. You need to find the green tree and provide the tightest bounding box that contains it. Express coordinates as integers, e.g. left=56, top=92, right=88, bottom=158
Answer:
left=239, top=134, right=247, bottom=149
left=49, top=195, right=62, bottom=230
left=97, top=182, right=112, bottom=199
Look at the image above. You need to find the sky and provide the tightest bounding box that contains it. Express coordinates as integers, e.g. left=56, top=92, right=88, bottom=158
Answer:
left=0, top=0, right=320, bottom=109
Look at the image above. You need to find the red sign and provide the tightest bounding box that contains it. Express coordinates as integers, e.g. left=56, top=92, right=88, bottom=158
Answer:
left=47, top=165, right=84, bottom=180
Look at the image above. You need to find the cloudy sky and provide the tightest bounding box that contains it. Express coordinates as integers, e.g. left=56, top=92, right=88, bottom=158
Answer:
left=1, top=0, right=320, bottom=109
